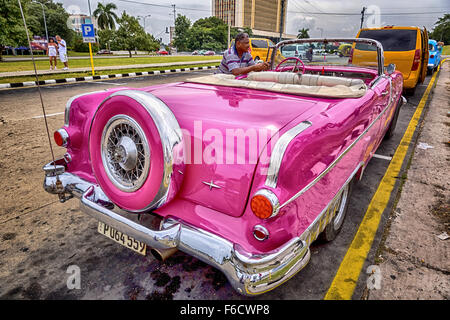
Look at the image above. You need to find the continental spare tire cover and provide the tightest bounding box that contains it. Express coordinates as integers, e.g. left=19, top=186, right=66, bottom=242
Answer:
left=89, top=90, right=185, bottom=212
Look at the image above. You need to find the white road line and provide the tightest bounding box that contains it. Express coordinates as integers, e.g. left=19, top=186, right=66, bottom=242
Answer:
left=31, top=112, right=64, bottom=119
left=373, top=154, right=392, bottom=161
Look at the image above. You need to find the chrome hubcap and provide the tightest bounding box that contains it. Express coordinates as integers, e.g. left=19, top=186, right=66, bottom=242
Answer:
left=113, top=136, right=138, bottom=171
left=101, top=115, right=150, bottom=192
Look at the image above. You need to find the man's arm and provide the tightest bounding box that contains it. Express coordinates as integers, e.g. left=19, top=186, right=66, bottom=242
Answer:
left=231, top=62, right=269, bottom=76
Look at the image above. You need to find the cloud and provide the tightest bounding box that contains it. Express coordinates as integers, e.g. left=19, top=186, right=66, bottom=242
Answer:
left=58, top=0, right=448, bottom=42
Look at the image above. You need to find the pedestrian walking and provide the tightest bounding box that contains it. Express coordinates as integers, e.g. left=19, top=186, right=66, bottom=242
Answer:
left=55, top=35, right=69, bottom=70
left=47, top=38, right=58, bottom=70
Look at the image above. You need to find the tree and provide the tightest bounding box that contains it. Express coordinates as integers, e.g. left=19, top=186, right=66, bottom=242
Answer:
left=0, top=0, right=29, bottom=61
left=173, top=14, right=191, bottom=52
left=185, top=16, right=228, bottom=51
left=98, top=28, right=116, bottom=50
left=115, top=11, right=158, bottom=57
left=297, top=28, right=310, bottom=39
left=430, top=14, right=450, bottom=44
left=27, top=0, right=73, bottom=45
left=93, top=3, right=118, bottom=31
left=72, top=33, right=99, bottom=52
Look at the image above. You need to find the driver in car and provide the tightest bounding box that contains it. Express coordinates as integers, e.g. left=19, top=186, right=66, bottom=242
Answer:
left=218, top=32, right=270, bottom=76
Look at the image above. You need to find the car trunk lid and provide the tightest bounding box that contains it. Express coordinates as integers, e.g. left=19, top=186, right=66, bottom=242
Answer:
left=145, top=82, right=317, bottom=217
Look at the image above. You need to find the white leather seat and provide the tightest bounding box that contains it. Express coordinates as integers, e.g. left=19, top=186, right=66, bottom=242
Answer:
left=187, top=73, right=367, bottom=99
left=246, top=71, right=364, bottom=87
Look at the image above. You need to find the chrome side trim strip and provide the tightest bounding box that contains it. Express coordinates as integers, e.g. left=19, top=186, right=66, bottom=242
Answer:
left=265, top=121, right=312, bottom=188
left=298, top=163, right=363, bottom=247
left=276, top=90, right=398, bottom=214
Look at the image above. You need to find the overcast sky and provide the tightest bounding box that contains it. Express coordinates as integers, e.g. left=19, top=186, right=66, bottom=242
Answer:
left=59, top=0, right=449, bottom=43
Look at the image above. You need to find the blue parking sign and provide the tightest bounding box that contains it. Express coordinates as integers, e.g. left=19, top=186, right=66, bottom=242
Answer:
left=82, top=24, right=96, bottom=43
left=81, top=24, right=95, bottom=37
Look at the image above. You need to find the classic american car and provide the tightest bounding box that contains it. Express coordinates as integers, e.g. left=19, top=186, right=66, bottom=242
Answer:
left=43, top=38, right=404, bottom=296
left=427, top=39, right=442, bottom=75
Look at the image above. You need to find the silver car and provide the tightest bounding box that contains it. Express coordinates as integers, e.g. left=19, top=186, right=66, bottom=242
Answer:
left=281, top=44, right=307, bottom=59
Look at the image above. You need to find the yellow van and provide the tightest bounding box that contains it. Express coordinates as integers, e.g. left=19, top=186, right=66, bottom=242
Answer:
left=248, top=38, right=274, bottom=62
left=353, top=26, right=429, bottom=95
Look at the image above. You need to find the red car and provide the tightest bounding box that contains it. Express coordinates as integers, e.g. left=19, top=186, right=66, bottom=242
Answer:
left=157, top=49, right=168, bottom=55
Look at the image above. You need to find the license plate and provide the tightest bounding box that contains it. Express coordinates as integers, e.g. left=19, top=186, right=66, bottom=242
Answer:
left=98, top=222, right=147, bottom=256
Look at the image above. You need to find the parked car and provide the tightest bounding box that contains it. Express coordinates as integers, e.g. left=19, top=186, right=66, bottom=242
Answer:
left=353, top=26, right=429, bottom=96
left=191, top=50, right=199, bottom=55
left=203, top=50, right=215, bottom=56
left=281, top=44, right=307, bottom=59
left=157, top=49, right=168, bottom=55
left=97, top=49, right=112, bottom=55
left=43, top=38, right=404, bottom=296
left=427, top=39, right=442, bottom=75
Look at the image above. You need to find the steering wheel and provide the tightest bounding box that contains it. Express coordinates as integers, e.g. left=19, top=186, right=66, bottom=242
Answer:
left=275, top=57, right=305, bottom=74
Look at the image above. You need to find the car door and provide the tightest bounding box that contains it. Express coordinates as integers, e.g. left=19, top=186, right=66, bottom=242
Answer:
left=371, top=75, right=392, bottom=148
left=419, top=28, right=429, bottom=83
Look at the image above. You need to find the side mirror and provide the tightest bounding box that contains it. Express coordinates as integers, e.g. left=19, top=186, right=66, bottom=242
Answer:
left=386, top=63, right=396, bottom=75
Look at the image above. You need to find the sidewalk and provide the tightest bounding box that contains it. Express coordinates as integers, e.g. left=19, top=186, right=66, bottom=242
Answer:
left=0, top=59, right=221, bottom=78
left=368, top=61, right=449, bottom=299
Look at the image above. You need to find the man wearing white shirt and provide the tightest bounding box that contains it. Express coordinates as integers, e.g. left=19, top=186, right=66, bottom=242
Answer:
left=55, top=35, right=69, bottom=70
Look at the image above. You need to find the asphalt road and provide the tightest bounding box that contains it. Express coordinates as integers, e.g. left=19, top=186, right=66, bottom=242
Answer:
left=0, top=69, right=435, bottom=300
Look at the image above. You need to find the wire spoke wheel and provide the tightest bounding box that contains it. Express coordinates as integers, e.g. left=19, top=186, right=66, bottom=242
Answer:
left=320, top=181, right=353, bottom=242
left=101, top=115, right=150, bottom=192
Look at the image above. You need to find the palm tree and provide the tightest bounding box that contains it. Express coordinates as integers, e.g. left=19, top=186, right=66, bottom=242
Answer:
left=297, top=28, right=310, bottom=39
left=93, top=3, right=118, bottom=31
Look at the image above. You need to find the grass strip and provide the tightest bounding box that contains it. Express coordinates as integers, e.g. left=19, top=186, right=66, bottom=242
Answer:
left=0, top=55, right=220, bottom=73
left=0, top=63, right=219, bottom=84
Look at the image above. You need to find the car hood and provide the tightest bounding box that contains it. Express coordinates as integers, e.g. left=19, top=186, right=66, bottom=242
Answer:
left=144, top=82, right=317, bottom=217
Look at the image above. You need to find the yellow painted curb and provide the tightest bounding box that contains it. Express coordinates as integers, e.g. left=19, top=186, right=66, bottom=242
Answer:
left=324, top=58, right=448, bottom=300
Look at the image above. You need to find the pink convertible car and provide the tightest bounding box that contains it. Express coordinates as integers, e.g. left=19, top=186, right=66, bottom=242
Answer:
left=44, top=38, right=404, bottom=295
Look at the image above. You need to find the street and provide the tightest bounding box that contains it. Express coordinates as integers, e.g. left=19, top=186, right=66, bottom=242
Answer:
left=0, top=68, right=442, bottom=300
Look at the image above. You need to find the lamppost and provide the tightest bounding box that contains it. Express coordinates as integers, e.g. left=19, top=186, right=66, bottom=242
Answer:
left=33, top=0, right=48, bottom=46
left=317, top=27, right=324, bottom=38
left=138, top=15, right=151, bottom=32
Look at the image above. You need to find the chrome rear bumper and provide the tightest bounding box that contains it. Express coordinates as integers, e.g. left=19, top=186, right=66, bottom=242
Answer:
left=43, top=160, right=310, bottom=296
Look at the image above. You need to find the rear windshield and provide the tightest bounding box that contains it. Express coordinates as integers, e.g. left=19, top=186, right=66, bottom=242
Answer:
left=357, top=29, right=417, bottom=51
left=251, top=39, right=268, bottom=48
left=429, top=43, right=435, bottom=51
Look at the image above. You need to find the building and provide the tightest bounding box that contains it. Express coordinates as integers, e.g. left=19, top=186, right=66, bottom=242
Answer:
left=69, top=14, right=98, bottom=33
left=212, top=0, right=295, bottom=39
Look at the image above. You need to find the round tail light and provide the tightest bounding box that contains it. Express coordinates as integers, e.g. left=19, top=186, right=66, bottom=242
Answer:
left=250, top=189, right=280, bottom=219
left=253, top=225, right=269, bottom=241
left=54, top=128, right=69, bottom=147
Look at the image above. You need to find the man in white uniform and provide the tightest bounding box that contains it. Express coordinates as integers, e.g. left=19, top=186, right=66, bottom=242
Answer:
left=55, top=35, right=69, bottom=70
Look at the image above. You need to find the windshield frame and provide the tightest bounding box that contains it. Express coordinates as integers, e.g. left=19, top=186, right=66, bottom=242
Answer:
left=269, top=38, right=385, bottom=76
